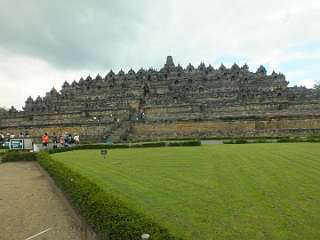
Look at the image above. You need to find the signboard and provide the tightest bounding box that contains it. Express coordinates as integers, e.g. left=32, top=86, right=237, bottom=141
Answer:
left=9, top=139, right=24, bottom=150
left=100, top=149, right=108, bottom=159
left=23, top=139, right=33, bottom=150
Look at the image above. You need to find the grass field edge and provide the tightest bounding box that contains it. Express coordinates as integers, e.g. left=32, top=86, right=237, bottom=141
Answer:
left=37, top=151, right=182, bottom=240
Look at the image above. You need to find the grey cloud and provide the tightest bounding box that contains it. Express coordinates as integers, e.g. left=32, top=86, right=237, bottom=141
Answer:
left=2, top=0, right=319, bottom=72
left=0, top=0, right=163, bottom=70
left=0, top=0, right=319, bottom=80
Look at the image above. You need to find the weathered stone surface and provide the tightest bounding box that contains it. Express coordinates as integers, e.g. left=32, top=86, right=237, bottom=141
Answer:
left=1, top=56, right=320, bottom=141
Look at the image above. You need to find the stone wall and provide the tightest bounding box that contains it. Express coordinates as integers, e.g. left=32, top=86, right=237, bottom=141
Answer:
left=132, top=117, right=320, bottom=140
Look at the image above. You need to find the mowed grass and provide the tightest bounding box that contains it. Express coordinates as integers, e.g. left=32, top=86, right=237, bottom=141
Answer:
left=52, top=144, right=320, bottom=240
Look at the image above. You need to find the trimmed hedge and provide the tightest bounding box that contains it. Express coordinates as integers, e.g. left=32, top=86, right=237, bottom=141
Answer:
left=37, top=151, right=181, bottom=240
left=1, top=151, right=37, bottom=162
left=166, top=140, right=201, bottom=147
left=306, top=136, right=320, bottom=143
left=130, top=142, right=166, bottom=148
left=48, top=140, right=201, bottom=154
left=234, top=139, right=248, bottom=144
left=223, top=139, right=248, bottom=144
left=254, top=139, right=268, bottom=143
left=48, top=144, right=129, bottom=154
left=223, top=137, right=320, bottom=144
left=277, top=136, right=320, bottom=143
left=128, top=137, right=200, bottom=143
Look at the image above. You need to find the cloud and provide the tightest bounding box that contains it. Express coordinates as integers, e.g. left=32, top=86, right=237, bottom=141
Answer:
left=0, top=0, right=319, bottom=109
left=0, top=50, right=93, bottom=109
left=0, top=0, right=155, bottom=69
left=300, top=79, right=316, bottom=88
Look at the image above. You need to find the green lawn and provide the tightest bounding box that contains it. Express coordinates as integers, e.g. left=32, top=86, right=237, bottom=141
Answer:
left=52, top=143, right=320, bottom=240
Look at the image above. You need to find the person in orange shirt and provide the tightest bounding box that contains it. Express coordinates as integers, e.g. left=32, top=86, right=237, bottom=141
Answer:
left=42, top=133, right=49, bottom=149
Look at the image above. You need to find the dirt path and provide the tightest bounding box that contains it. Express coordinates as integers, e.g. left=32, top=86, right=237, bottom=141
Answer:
left=0, top=162, right=91, bottom=240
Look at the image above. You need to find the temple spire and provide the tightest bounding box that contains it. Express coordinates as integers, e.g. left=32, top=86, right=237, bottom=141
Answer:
left=164, top=56, right=175, bottom=71
left=166, top=56, right=174, bottom=66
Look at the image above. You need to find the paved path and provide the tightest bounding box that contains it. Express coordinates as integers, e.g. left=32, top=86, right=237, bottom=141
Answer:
left=0, top=162, right=89, bottom=240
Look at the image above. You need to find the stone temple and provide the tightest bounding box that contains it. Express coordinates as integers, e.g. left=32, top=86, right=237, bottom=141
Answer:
left=0, top=56, right=320, bottom=142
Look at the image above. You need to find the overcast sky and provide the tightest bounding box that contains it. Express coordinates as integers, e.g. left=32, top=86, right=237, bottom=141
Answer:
left=0, top=0, right=319, bottom=109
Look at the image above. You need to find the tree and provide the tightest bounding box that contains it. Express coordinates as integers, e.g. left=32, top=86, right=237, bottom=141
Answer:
left=314, top=81, right=320, bottom=90
left=0, top=107, right=8, bottom=116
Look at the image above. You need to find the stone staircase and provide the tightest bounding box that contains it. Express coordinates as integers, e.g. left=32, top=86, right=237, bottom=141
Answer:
left=105, top=121, right=132, bottom=142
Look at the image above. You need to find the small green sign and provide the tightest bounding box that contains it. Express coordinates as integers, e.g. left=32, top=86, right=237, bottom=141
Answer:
left=100, top=149, right=108, bottom=159
left=10, top=139, right=24, bottom=150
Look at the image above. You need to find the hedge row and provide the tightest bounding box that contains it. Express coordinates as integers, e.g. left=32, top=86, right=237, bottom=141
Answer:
left=37, top=152, right=180, bottom=240
left=166, top=141, right=201, bottom=147
left=1, top=151, right=37, bottom=162
left=223, top=136, right=320, bottom=144
left=277, top=136, right=320, bottom=143
left=223, top=139, right=249, bottom=144
left=48, top=140, right=201, bottom=154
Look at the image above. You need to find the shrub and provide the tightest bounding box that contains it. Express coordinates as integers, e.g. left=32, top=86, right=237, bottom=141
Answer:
left=276, top=136, right=320, bottom=143
left=48, top=144, right=130, bottom=154
left=0, top=148, right=8, bottom=154
left=234, top=139, right=248, bottom=144
left=133, top=142, right=167, bottom=148
left=167, top=140, right=201, bottom=147
left=223, top=139, right=248, bottom=144
left=37, top=152, right=180, bottom=240
left=2, top=151, right=37, bottom=162
left=306, top=136, right=320, bottom=143
left=277, top=137, right=305, bottom=143
left=255, top=138, right=268, bottom=143
left=48, top=141, right=201, bottom=154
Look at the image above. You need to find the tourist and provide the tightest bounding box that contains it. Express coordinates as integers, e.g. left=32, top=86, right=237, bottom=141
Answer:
left=0, top=133, right=4, bottom=145
left=6, top=133, right=10, bottom=141
left=74, top=135, right=80, bottom=144
left=68, top=134, right=73, bottom=144
left=59, top=135, right=65, bottom=146
left=64, top=133, right=69, bottom=146
left=41, top=133, right=49, bottom=149
left=53, top=134, right=58, bottom=149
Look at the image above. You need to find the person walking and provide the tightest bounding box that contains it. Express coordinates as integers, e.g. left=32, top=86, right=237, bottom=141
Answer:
left=59, top=135, right=65, bottom=147
left=74, top=135, right=80, bottom=144
left=53, top=134, right=58, bottom=149
left=64, top=133, right=69, bottom=147
left=41, top=133, right=49, bottom=149
left=0, top=133, right=4, bottom=145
